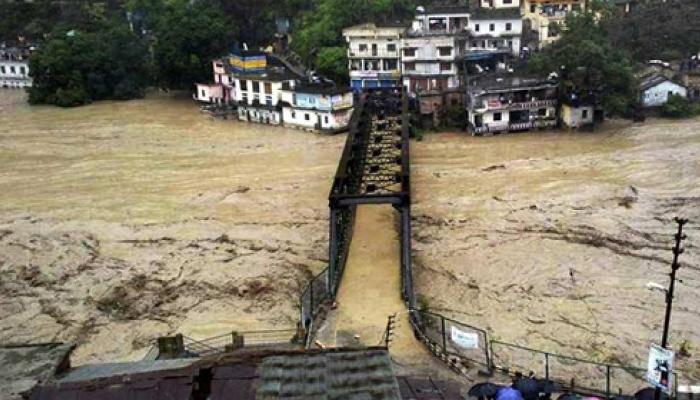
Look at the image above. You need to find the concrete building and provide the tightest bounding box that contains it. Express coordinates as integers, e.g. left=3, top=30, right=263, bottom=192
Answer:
left=0, top=48, right=32, bottom=88
left=467, top=8, right=523, bottom=56
left=639, top=74, right=688, bottom=108
left=560, top=103, right=594, bottom=128
left=522, top=0, right=586, bottom=48
left=280, top=81, right=354, bottom=131
left=343, top=23, right=405, bottom=91
left=466, top=74, right=558, bottom=135
left=401, top=6, right=469, bottom=94
left=232, top=69, right=297, bottom=125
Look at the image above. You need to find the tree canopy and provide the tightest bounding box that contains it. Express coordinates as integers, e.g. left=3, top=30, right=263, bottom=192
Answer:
left=527, top=12, right=637, bottom=116
left=151, top=0, right=229, bottom=90
left=27, top=19, right=150, bottom=107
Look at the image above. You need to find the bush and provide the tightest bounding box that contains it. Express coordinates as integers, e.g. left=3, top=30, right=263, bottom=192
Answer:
left=661, top=94, right=699, bottom=118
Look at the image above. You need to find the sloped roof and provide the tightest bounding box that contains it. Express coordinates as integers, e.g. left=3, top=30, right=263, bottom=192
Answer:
left=471, top=7, right=522, bottom=19
left=639, top=74, right=685, bottom=92
left=0, top=343, right=74, bottom=400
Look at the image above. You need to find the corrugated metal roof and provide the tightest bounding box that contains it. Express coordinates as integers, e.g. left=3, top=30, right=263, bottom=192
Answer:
left=57, top=359, right=200, bottom=383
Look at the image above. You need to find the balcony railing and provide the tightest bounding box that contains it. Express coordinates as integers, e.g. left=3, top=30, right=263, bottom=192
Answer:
left=348, top=49, right=399, bottom=58
left=469, top=118, right=557, bottom=134
left=480, top=99, right=557, bottom=111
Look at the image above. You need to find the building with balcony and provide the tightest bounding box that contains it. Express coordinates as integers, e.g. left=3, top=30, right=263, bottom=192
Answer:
left=343, top=23, right=405, bottom=92
left=401, top=5, right=470, bottom=94
left=0, top=47, right=32, bottom=88
left=466, top=8, right=522, bottom=57
left=466, top=74, right=558, bottom=135
left=280, top=81, right=354, bottom=131
left=522, top=0, right=586, bottom=48
left=480, top=0, right=522, bottom=8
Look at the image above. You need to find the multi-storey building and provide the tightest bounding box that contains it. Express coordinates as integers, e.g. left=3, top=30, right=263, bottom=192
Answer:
left=194, top=50, right=354, bottom=131
left=343, top=23, right=404, bottom=91
left=466, top=74, right=558, bottom=135
left=401, top=6, right=469, bottom=94
left=280, top=82, right=354, bottom=131
left=467, top=7, right=522, bottom=56
left=522, top=0, right=586, bottom=48
left=0, top=47, right=32, bottom=88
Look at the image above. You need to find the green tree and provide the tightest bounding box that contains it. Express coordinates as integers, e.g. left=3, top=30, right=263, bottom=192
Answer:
left=28, top=18, right=150, bottom=107
left=315, top=47, right=348, bottom=84
left=527, top=12, right=637, bottom=116
left=152, top=0, right=229, bottom=90
left=662, top=94, right=699, bottom=118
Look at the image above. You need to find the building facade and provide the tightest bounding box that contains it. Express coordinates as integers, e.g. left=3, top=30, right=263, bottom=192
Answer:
left=639, top=74, right=688, bottom=108
left=343, top=23, right=405, bottom=91
left=280, top=82, right=354, bottom=130
left=0, top=48, right=32, bottom=88
left=522, top=0, right=586, bottom=48
left=466, top=74, right=558, bottom=135
left=467, top=8, right=523, bottom=56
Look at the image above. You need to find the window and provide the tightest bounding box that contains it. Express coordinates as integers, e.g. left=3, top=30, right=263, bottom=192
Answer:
left=508, top=40, right=513, bottom=48
left=291, top=111, right=296, bottom=118
left=20, top=66, right=26, bottom=75
left=475, top=24, right=480, bottom=32
left=504, top=0, right=512, bottom=3
left=264, top=82, right=272, bottom=94
left=438, top=47, right=452, bottom=56
left=324, top=116, right=329, bottom=124
left=0, top=66, right=4, bottom=74
left=387, top=43, right=396, bottom=52
left=304, top=113, right=310, bottom=121
left=538, top=108, right=546, bottom=116
left=404, top=48, right=416, bottom=57
left=215, top=62, right=223, bottom=68
left=405, top=62, right=416, bottom=71
left=530, top=4, right=536, bottom=12
left=440, top=62, right=451, bottom=71
left=506, top=23, right=512, bottom=31
left=490, top=23, right=495, bottom=31
left=359, top=44, right=368, bottom=52
left=240, top=80, right=248, bottom=90
left=252, top=81, right=260, bottom=92
left=493, top=112, right=502, bottom=121
left=201, top=89, right=206, bottom=97
left=384, top=59, right=398, bottom=70
left=10, top=66, right=16, bottom=73
left=582, top=109, right=589, bottom=119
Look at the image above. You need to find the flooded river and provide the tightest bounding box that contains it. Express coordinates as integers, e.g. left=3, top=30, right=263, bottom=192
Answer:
left=0, top=89, right=698, bottom=381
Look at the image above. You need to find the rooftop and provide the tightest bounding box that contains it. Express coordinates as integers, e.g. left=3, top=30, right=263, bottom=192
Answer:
left=29, top=347, right=403, bottom=400
left=230, top=67, right=299, bottom=82
left=343, top=23, right=407, bottom=35
left=468, top=73, right=557, bottom=92
left=0, top=343, right=74, bottom=400
left=471, top=7, right=522, bottom=19
left=420, top=5, right=471, bottom=15
left=639, top=73, right=684, bottom=91
left=283, top=81, right=352, bottom=96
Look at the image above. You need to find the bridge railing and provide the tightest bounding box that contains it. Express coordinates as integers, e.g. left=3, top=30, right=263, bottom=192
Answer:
left=300, top=268, right=331, bottom=333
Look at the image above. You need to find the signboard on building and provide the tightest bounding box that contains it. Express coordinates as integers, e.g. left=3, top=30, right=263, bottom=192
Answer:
left=647, top=344, right=674, bottom=392
left=451, top=326, right=479, bottom=349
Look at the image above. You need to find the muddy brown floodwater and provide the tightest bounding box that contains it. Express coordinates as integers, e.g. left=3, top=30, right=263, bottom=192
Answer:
left=0, top=90, right=698, bottom=383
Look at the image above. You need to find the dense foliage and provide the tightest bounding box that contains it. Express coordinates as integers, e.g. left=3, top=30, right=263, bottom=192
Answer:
left=527, top=12, right=637, bottom=116
left=662, top=94, right=700, bottom=118
left=27, top=19, right=150, bottom=107
left=151, top=0, right=229, bottom=90
left=602, top=0, right=700, bottom=63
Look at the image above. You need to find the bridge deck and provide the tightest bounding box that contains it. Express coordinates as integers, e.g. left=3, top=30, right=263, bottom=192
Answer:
left=315, top=205, right=432, bottom=368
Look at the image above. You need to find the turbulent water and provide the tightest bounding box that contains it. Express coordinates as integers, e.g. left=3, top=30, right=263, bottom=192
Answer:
left=0, top=90, right=698, bottom=383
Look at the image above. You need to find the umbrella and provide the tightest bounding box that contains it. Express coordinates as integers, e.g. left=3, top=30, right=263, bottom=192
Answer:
left=634, top=388, right=668, bottom=400
left=557, top=394, right=582, bottom=400
left=536, top=379, right=564, bottom=394
left=497, top=387, right=524, bottom=400
left=513, top=377, right=540, bottom=400
left=469, top=382, right=503, bottom=398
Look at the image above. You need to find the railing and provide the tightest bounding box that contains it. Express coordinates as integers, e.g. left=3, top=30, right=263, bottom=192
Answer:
left=182, top=329, right=299, bottom=357
left=299, top=268, right=331, bottom=335
left=481, top=99, right=558, bottom=111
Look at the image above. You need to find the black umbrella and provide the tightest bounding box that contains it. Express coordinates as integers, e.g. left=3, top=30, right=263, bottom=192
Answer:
left=468, top=382, right=503, bottom=398
left=536, top=379, right=563, bottom=394
left=513, top=377, right=540, bottom=400
left=634, top=388, right=668, bottom=400
left=557, top=394, right=582, bottom=400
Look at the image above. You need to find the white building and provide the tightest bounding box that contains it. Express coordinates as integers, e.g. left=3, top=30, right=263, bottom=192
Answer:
left=280, top=82, right=354, bottom=131
left=639, top=74, right=688, bottom=108
left=343, top=23, right=405, bottom=91
left=232, top=69, right=297, bottom=125
left=0, top=48, right=32, bottom=88
left=401, top=6, right=469, bottom=94
left=467, top=8, right=522, bottom=56
left=466, top=74, right=558, bottom=135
